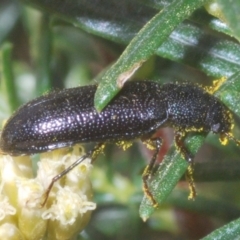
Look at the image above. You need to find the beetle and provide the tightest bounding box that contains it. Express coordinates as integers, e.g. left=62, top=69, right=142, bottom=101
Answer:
left=0, top=80, right=239, bottom=206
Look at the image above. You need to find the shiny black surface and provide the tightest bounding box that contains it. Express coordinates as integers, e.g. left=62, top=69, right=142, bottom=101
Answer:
left=0, top=81, right=231, bottom=155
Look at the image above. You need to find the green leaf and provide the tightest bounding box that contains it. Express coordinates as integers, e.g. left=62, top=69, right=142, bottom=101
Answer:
left=20, top=0, right=240, bottom=92
left=139, top=135, right=205, bottom=220
left=34, top=14, right=53, bottom=94
left=210, top=0, right=240, bottom=41
left=0, top=43, right=19, bottom=112
left=201, top=217, right=240, bottom=240
left=94, top=0, right=210, bottom=111
left=22, top=0, right=157, bottom=43
left=156, top=23, right=240, bottom=78
left=139, top=70, right=240, bottom=219
left=215, top=71, right=240, bottom=116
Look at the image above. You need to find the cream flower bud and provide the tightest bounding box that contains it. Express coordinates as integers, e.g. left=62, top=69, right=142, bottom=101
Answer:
left=43, top=187, right=96, bottom=240
left=0, top=223, right=25, bottom=240
left=0, top=145, right=95, bottom=239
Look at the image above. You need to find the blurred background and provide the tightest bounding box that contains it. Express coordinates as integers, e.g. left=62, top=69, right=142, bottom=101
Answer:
left=1, top=0, right=240, bottom=239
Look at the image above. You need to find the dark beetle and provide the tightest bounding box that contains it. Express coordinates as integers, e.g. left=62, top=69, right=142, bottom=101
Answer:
left=0, top=81, right=238, bottom=206
left=0, top=81, right=234, bottom=156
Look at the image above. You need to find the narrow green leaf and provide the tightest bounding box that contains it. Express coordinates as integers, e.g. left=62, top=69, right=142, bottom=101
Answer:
left=156, top=24, right=240, bottom=78
left=141, top=0, right=235, bottom=36
left=0, top=43, right=19, bottom=112
left=139, top=135, right=205, bottom=220
left=216, top=0, right=240, bottom=41
left=22, top=0, right=156, bottom=44
left=139, top=70, right=240, bottom=219
left=94, top=0, right=210, bottom=111
left=35, top=14, right=53, bottom=94
left=201, top=218, right=240, bottom=240
left=21, top=0, right=240, bottom=83
left=215, top=71, right=240, bottom=116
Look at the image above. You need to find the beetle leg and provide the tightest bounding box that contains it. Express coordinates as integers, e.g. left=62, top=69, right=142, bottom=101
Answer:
left=174, top=131, right=194, bottom=163
left=41, top=143, right=105, bottom=206
left=221, top=132, right=240, bottom=146
left=142, top=137, right=162, bottom=207
left=175, top=132, right=196, bottom=199
left=185, top=164, right=196, bottom=200
left=91, top=143, right=106, bottom=163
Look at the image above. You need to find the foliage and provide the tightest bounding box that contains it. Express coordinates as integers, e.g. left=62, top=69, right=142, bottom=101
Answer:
left=1, top=0, right=240, bottom=239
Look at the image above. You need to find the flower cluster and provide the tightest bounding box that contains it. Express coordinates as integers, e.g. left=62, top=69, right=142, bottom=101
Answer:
left=0, top=145, right=96, bottom=240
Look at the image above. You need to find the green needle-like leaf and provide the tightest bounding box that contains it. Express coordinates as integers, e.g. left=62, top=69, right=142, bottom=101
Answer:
left=94, top=0, right=210, bottom=111
left=201, top=217, right=240, bottom=240
left=139, top=135, right=205, bottom=219
left=139, top=70, right=240, bottom=219
left=216, top=0, right=240, bottom=41
left=0, top=43, right=19, bottom=112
